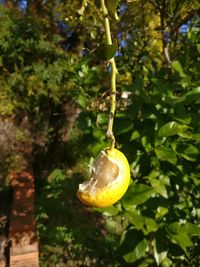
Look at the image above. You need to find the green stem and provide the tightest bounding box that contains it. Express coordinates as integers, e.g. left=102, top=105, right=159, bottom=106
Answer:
left=78, top=0, right=88, bottom=16
left=100, top=0, right=117, bottom=149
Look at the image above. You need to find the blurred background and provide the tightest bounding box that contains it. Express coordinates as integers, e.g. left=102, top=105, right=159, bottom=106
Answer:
left=0, top=0, right=199, bottom=266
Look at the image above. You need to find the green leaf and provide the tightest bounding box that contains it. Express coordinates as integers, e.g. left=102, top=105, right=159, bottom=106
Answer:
left=173, top=113, right=191, bottom=125
left=171, top=60, right=187, bottom=78
left=176, top=143, right=199, bottom=161
left=125, top=211, right=158, bottom=234
left=153, top=230, right=169, bottom=265
left=105, top=0, right=118, bottom=19
left=125, top=211, right=144, bottom=230
left=168, top=222, right=200, bottom=236
left=167, top=222, right=198, bottom=255
left=191, top=133, right=200, bottom=141
left=130, top=130, right=140, bottom=141
left=153, top=238, right=168, bottom=266
left=144, top=218, right=159, bottom=234
left=76, top=95, right=88, bottom=108
left=97, top=40, right=118, bottom=60
left=93, top=128, right=105, bottom=140
left=158, top=121, right=190, bottom=137
left=122, top=184, right=154, bottom=208
left=150, top=179, right=168, bottom=198
left=115, top=118, right=133, bottom=135
left=146, top=169, right=160, bottom=180
left=169, top=233, right=193, bottom=254
left=154, top=250, right=168, bottom=266
left=47, top=169, right=65, bottom=182
left=97, top=112, right=108, bottom=125
left=142, top=136, right=152, bottom=152
left=156, top=207, right=169, bottom=220
left=155, top=147, right=177, bottom=164
left=138, top=261, right=153, bottom=267
left=94, top=205, right=119, bottom=216
left=183, top=87, right=200, bottom=104
left=182, top=223, right=200, bottom=236
left=91, top=141, right=108, bottom=156
left=123, top=239, right=148, bottom=263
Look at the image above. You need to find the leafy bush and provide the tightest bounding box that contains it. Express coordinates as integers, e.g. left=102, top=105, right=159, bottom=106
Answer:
left=0, top=1, right=199, bottom=266
left=75, top=1, right=200, bottom=266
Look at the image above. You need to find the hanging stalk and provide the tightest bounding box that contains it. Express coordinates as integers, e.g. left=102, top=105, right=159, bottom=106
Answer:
left=78, top=0, right=118, bottom=148
left=100, top=0, right=117, bottom=149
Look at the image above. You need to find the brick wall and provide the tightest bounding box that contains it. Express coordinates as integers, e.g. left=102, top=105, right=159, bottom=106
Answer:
left=9, top=171, right=39, bottom=267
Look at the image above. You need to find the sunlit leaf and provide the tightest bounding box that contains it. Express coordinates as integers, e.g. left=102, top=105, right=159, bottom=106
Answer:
left=130, top=130, right=140, bottom=141
left=158, top=121, right=190, bottom=137
left=150, top=179, right=168, bottom=198
left=146, top=169, right=160, bottom=180
left=153, top=238, right=168, bottom=266
left=144, top=217, right=159, bottom=234
left=123, top=239, right=148, bottom=263
left=173, top=113, right=191, bottom=125
left=182, top=223, right=200, bottom=236
left=191, top=133, right=200, bottom=141
left=125, top=211, right=159, bottom=234
left=167, top=222, right=200, bottom=255
left=183, top=87, right=200, bottom=104
left=168, top=233, right=193, bottom=255
left=156, top=207, right=169, bottom=220
left=122, top=184, right=154, bottom=208
left=105, top=0, right=118, bottom=19
left=176, top=143, right=199, bottom=161
left=171, top=60, right=187, bottom=78
left=155, top=147, right=177, bottom=164
left=125, top=210, right=144, bottom=230
left=47, top=169, right=65, bottom=182
left=76, top=95, right=88, bottom=108
left=94, top=205, right=119, bottom=216
left=168, top=222, right=200, bottom=236
left=142, top=136, right=152, bottom=152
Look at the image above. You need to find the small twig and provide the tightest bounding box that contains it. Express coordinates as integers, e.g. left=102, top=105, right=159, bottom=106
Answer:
left=164, top=46, right=172, bottom=65
left=78, top=0, right=88, bottom=16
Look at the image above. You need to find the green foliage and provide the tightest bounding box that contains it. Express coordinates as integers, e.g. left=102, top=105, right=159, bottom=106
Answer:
left=0, top=0, right=199, bottom=266
left=36, top=169, right=121, bottom=267
left=74, top=1, right=200, bottom=266
left=0, top=4, right=97, bottom=117
left=105, top=0, right=119, bottom=19
left=97, top=41, right=118, bottom=60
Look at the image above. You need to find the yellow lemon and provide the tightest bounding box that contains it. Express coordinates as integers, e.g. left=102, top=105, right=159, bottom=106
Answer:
left=77, top=147, right=130, bottom=208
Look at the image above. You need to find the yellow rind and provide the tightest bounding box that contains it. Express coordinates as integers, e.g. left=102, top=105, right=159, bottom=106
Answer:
left=77, top=148, right=130, bottom=208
